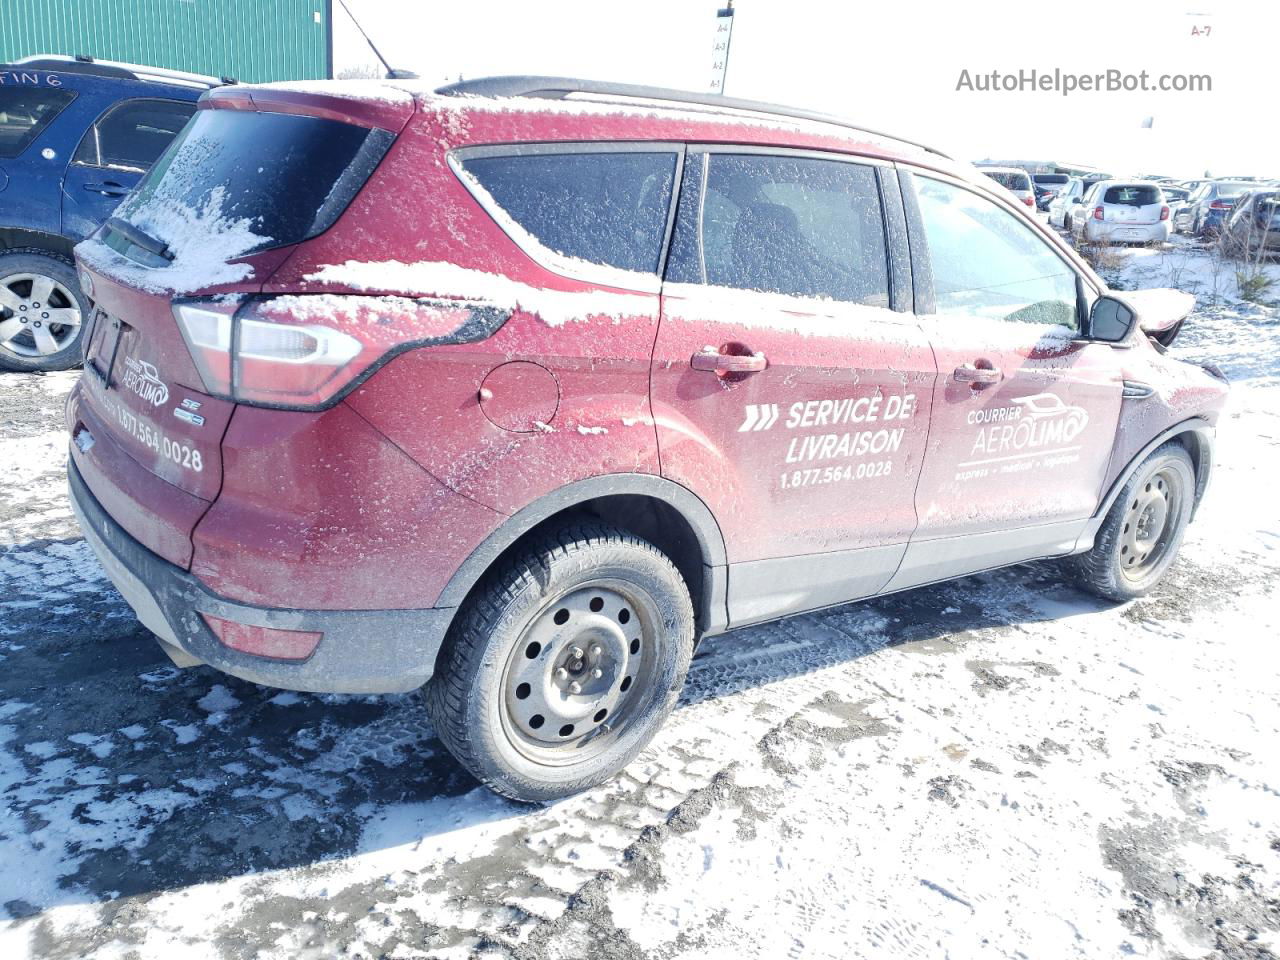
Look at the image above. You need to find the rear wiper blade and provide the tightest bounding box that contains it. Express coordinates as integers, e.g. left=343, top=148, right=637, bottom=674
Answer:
left=106, top=218, right=174, bottom=262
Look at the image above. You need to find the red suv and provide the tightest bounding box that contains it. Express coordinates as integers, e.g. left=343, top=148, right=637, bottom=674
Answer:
left=67, top=76, right=1228, bottom=801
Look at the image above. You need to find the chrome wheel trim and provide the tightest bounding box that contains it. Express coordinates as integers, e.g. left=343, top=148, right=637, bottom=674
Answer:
left=499, top=580, right=661, bottom=767
left=0, top=272, right=82, bottom=357
left=1119, top=464, right=1184, bottom=581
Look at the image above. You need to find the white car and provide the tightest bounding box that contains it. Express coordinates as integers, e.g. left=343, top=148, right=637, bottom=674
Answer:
left=1048, top=177, right=1088, bottom=229
left=976, top=166, right=1036, bottom=210
left=1071, top=180, right=1171, bottom=245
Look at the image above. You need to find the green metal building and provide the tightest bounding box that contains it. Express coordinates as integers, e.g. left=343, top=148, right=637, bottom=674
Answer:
left=0, top=0, right=332, bottom=82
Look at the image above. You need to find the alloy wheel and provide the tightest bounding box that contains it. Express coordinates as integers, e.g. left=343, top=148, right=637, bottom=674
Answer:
left=0, top=272, right=82, bottom=358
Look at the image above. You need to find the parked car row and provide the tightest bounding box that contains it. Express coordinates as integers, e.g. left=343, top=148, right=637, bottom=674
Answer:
left=1037, top=172, right=1278, bottom=252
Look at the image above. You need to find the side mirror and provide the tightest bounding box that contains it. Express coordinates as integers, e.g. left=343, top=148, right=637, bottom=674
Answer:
left=1087, top=296, right=1137, bottom=343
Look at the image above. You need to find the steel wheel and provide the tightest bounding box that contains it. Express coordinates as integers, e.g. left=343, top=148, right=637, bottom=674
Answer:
left=499, top=580, right=661, bottom=766
left=1118, top=464, right=1185, bottom=582
left=0, top=272, right=82, bottom=358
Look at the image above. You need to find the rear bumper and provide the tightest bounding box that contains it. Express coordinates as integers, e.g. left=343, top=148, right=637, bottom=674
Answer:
left=69, top=456, right=452, bottom=694
left=1085, top=220, right=1170, bottom=243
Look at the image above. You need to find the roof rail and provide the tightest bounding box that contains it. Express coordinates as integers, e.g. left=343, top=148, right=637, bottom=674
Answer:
left=10, top=54, right=225, bottom=89
left=433, top=75, right=951, bottom=159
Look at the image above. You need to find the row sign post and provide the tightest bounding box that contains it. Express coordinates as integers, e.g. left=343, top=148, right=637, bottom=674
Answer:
left=709, top=4, right=734, bottom=95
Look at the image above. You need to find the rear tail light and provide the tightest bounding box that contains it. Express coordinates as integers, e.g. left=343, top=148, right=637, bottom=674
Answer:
left=1093, top=206, right=1105, bottom=221
left=173, top=295, right=507, bottom=409
left=1209, top=200, right=1232, bottom=210
left=1023, top=195, right=1034, bottom=206
left=202, top=613, right=322, bottom=661
left=1160, top=205, right=1170, bottom=221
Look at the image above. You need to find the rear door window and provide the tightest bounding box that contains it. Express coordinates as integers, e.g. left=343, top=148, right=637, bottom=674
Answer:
left=73, top=98, right=195, bottom=172
left=0, top=87, right=75, bottom=158
left=458, top=150, right=678, bottom=274
left=667, top=153, right=890, bottom=306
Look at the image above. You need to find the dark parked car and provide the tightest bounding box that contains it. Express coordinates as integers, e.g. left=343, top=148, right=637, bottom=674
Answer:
left=1177, top=180, right=1260, bottom=238
left=0, top=55, right=220, bottom=371
left=1219, top=189, right=1280, bottom=257
left=1033, top=173, right=1070, bottom=210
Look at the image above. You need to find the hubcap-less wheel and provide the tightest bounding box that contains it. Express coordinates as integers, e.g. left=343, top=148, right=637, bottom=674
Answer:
left=1119, top=465, right=1184, bottom=581
left=0, top=272, right=82, bottom=357
left=501, top=582, right=659, bottom=766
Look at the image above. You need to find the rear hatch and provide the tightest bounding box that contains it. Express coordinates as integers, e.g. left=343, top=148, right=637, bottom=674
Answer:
left=1103, top=184, right=1163, bottom=223
left=72, top=89, right=409, bottom=566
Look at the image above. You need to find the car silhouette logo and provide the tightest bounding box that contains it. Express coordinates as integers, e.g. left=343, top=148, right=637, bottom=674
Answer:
left=1011, top=392, right=1088, bottom=441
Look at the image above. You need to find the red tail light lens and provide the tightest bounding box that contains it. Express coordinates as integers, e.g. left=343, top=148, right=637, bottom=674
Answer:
left=1023, top=195, right=1034, bottom=206
left=1093, top=206, right=1105, bottom=221
left=1160, top=205, right=1170, bottom=221
left=1209, top=200, right=1231, bottom=210
left=173, top=295, right=506, bottom=409
left=201, top=613, right=321, bottom=661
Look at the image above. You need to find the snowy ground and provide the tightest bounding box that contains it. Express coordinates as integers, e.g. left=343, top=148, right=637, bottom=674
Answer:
left=2, top=236, right=1279, bottom=959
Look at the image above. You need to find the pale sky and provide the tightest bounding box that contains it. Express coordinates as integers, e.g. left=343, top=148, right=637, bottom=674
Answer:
left=333, top=0, right=1273, bottom=179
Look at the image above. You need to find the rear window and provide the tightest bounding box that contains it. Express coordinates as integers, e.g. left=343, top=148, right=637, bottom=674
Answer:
left=459, top=151, right=678, bottom=274
left=0, top=87, right=75, bottom=158
left=1033, top=174, right=1069, bottom=185
left=1104, top=185, right=1161, bottom=206
left=106, top=108, right=393, bottom=262
left=981, top=170, right=1031, bottom=191
left=1217, top=182, right=1256, bottom=198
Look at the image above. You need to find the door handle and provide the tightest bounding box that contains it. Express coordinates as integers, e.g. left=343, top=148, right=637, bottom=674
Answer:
left=691, top=349, right=768, bottom=375
left=84, top=181, right=128, bottom=197
left=953, top=362, right=1002, bottom=385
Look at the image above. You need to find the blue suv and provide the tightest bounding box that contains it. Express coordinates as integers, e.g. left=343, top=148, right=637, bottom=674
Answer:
left=0, top=55, right=223, bottom=371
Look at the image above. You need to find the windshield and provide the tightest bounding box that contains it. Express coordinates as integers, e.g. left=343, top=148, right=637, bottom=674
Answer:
left=105, top=108, right=393, bottom=266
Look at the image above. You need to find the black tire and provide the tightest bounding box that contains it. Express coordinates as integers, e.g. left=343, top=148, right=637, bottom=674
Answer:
left=0, top=249, right=90, bottom=372
left=424, top=522, right=695, bottom=802
left=1069, top=442, right=1195, bottom=602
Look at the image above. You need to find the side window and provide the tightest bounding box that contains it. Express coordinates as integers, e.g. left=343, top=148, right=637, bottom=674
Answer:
left=668, top=152, right=889, bottom=307
left=914, top=175, right=1081, bottom=329
left=458, top=150, right=678, bottom=274
left=0, top=87, right=76, bottom=158
left=73, top=99, right=195, bottom=172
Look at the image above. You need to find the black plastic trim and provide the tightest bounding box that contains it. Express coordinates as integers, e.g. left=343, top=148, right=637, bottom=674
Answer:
left=69, top=457, right=449, bottom=693
left=433, top=472, right=730, bottom=637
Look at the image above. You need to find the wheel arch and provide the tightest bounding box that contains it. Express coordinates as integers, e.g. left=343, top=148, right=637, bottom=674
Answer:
left=434, top=473, right=729, bottom=644
left=0, top=228, right=77, bottom=260
left=1090, top=418, right=1214, bottom=535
